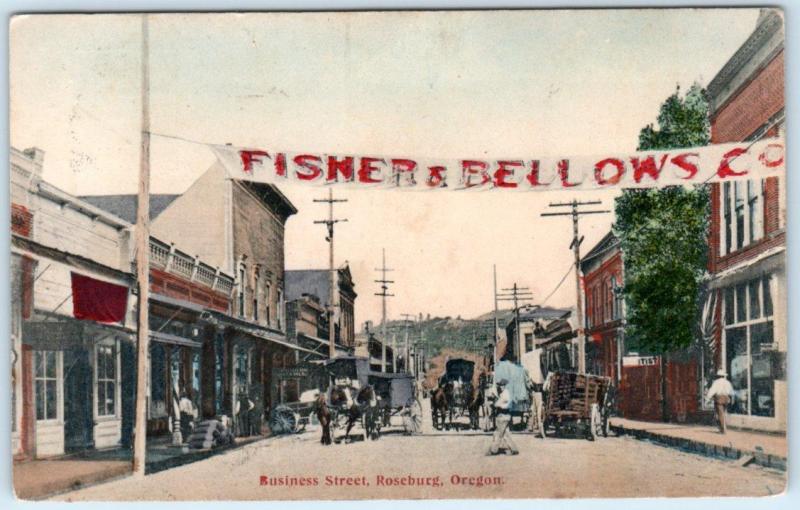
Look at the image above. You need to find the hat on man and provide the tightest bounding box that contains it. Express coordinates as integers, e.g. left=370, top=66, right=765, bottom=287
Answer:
left=715, top=369, right=727, bottom=378
left=496, top=378, right=509, bottom=386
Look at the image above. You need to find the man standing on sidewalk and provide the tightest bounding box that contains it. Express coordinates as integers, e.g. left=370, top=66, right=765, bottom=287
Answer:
left=705, top=370, right=735, bottom=434
left=487, top=379, right=519, bottom=455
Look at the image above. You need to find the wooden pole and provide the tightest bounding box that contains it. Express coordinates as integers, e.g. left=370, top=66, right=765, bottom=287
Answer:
left=570, top=201, right=586, bottom=375
left=132, top=13, right=150, bottom=477
left=327, top=189, right=336, bottom=359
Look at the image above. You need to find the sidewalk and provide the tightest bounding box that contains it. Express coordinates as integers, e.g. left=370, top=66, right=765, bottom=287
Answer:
left=13, top=435, right=268, bottom=500
left=610, top=417, right=787, bottom=471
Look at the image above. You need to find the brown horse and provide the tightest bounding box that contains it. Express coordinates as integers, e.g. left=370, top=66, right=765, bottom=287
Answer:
left=314, top=393, right=332, bottom=445
left=430, top=381, right=454, bottom=430
left=329, top=385, right=378, bottom=442
left=467, top=374, right=487, bottom=430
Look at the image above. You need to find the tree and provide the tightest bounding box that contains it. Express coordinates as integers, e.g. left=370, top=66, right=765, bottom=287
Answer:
left=614, top=83, right=711, bottom=355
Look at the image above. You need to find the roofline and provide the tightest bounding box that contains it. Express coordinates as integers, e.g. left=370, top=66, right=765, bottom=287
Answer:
left=36, top=181, right=132, bottom=230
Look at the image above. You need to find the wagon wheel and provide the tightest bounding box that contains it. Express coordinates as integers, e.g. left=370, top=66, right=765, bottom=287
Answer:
left=270, top=407, right=298, bottom=435
left=403, top=398, right=423, bottom=435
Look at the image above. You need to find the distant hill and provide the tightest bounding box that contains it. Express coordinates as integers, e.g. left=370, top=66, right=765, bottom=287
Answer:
left=370, top=309, right=516, bottom=359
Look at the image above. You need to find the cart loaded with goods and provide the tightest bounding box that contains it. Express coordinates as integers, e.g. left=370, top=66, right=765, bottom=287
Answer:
left=544, top=371, right=612, bottom=441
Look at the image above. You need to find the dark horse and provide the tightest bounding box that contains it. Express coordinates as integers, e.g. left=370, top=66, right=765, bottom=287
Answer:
left=430, top=381, right=454, bottom=430
left=467, top=374, right=487, bottom=430
left=329, top=385, right=379, bottom=442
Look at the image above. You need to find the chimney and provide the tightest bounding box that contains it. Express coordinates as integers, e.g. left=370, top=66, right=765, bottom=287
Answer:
left=22, top=147, right=45, bottom=176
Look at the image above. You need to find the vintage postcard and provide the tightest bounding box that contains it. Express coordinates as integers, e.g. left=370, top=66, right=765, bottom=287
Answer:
left=8, top=8, right=787, bottom=501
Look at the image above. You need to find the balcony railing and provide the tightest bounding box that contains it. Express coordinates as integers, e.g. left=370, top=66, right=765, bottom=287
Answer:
left=146, top=238, right=235, bottom=295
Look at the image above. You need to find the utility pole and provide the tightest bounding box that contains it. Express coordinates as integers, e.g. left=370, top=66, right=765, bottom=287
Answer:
left=132, top=13, right=150, bottom=478
left=493, top=264, right=499, bottom=367
left=541, top=199, right=610, bottom=374
left=401, top=313, right=415, bottom=373
left=314, top=189, right=348, bottom=359
left=497, top=283, right=533, bottom=363
left=374, top=248, right=394, bottom=373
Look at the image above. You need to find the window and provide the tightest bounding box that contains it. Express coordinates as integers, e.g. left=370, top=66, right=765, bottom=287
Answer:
left=96, top=342, right=117, bottom=417
left=525, top=333, right=534, bottom=353
left=238, top=265, right=246, bottom=318
left=277, top=289, right=283, bottom=330
left=234, top=345, right=250, bottom=397
left=265, top=283, right=272, bottom=327
left=253, top=272, right=260, bottom=322
left=723, top=275, right=776, bottom=417
left=721, top=179, right=765, bottom=256
left=35, top=351, right=59, bottom=421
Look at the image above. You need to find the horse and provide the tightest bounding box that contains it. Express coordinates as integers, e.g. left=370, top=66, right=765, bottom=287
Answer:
left=467, top=375, right=487, bottom=430
left=430, top=381, right=455, bottom=430
left=329, top=384, right=378, bottom=442
left=314, top=393, right=332, bottom=445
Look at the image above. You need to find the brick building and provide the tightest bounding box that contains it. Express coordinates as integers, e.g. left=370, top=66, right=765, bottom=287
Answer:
left=581, top=232, right=624, bottom=381
left=705, top=8, right=786, bottom=433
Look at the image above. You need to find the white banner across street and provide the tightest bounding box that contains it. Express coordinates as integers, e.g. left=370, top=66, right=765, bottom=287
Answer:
left=210, top=138, right=785, bottom=191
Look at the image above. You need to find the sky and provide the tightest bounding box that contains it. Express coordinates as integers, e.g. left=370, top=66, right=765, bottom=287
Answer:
left=9, top=9, right=761, bottom=327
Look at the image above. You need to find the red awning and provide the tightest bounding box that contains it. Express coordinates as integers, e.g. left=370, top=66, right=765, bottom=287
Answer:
left=70, top=272, right=129, bottom=324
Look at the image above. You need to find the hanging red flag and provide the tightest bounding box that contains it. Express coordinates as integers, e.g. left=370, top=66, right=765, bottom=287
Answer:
left=70, top=272, right=129, bottom=324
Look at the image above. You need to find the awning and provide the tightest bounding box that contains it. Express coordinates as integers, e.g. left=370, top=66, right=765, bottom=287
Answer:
left=202, top=310, right=320, bottom=356
left=22, top=311, right=134, bottom=350
left=150, top=330, right=202, bottom=349
left=708, top=246, right=785, bottom=290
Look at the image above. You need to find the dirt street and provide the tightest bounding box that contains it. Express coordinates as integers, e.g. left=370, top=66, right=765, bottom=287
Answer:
left=55, top=425, right=785, bottom=501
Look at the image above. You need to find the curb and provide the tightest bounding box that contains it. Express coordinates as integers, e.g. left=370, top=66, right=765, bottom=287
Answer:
left=610, top=424, right=787, bottom=471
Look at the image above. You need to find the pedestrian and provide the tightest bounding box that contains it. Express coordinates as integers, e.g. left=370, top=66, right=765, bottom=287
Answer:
left=705, top=369, right=735, bottom=434
left=487, top=378, right=519, bottom=456
left=178, top=389, right=198, bottom=442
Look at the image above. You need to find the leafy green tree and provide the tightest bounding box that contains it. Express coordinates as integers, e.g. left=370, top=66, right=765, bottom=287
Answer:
left=614, top=83, right=711, bottom=355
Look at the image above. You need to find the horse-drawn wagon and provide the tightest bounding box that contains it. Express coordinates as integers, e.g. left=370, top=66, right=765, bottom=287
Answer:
left=368, top=372, right=423, bottom=435
left=543, top=371, right=612, bottom=441
left=431, top=358, right=489, bottom=430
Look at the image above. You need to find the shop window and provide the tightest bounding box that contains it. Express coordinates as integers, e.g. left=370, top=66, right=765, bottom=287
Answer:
left=35, top=351, right=60, bottom=421
left=149, top=343, right=167, bottom=418
left=723, top=274, right=776, bottom=418
left=96, top=343, right=117, bottom=417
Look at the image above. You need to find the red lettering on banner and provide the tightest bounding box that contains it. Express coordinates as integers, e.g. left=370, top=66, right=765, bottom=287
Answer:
left=758, top=143, right=784, bottom=168
left=358, top=157, right=385, bottom=184
left=391, top=159, right=418, bottom=186
left=327, top=156, right=355, bottom=182
left=593, top=158, right=625, bottom=186
left=631, top=155, right=668, bottom=183
left=558, top=160, right=579, bottom=188
left=670, top=152, right=699, bottom=179
left=493, top=161, right=522, bottom=188
left=427, top=166, right=447, bottom=187
left=274, top=153, right=287, bottom=177
left=717, top=148, right=748, bottom=178
left=239, top=150, right=269, bottom=174
left=526, top=161, right=547, bottom=187
left=293, top=155, right=323, bottom=180
left=461, top=160, right=491, bottom=188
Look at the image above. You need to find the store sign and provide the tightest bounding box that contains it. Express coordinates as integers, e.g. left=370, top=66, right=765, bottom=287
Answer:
left=211, top=138, right=785, bottom=191
left=622, top=355, right=660, bottom=367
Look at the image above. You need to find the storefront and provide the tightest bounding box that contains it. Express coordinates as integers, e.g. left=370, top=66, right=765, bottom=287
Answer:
left=715, top=251, right=786, bottom=432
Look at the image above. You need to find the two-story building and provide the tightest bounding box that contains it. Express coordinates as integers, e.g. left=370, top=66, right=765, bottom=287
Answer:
left=11, top=147, right=135, bottom=459
left=705, top=8, right=786, bottom=433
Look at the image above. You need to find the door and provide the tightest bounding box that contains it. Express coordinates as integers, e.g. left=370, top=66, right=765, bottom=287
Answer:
left=64, top=348, right=94, bottom=451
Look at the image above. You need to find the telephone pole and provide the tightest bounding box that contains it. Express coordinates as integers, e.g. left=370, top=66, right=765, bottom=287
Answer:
left=401, top=313, right=415, bottom=373
left=541, top=199, right=610, bottom=374
left=497, top=283, right=533, bottom=362
left=374, top=249, right=394, bottom=373
left=493, top=264, right=499, bottom=366
left=314, top=189, right=348, bottom=359
left=132, top=13, right=150, bottom=478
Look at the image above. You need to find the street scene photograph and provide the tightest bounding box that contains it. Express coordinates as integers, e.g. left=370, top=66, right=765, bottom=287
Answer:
left=7, top=7, right=787, bottom=501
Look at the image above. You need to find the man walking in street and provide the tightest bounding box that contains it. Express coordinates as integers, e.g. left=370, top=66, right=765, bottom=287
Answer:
left=487, top=378, right=519, bottom=455
left=705, top=369, right=735, bottom=434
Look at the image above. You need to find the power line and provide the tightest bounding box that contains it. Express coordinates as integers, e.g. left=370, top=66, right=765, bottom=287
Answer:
left=541, top=262, right=574, bottom=306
